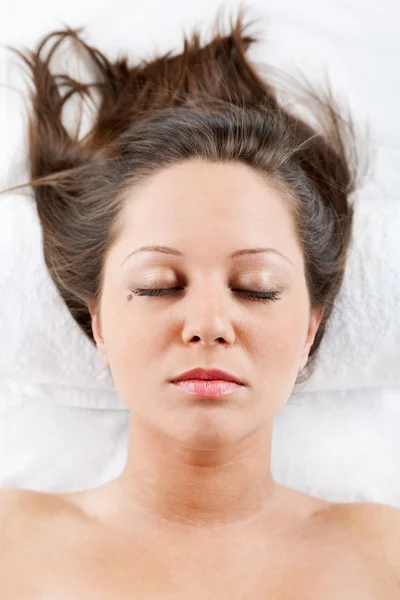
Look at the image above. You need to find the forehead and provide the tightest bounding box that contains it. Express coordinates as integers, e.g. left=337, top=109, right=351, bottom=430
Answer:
left=123, top=159, right=292, bottom=225
left=115, top=159, right=301, bottom=266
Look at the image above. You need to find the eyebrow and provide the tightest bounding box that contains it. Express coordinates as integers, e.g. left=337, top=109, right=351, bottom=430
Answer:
left=121, top=245, right=292, bottom=266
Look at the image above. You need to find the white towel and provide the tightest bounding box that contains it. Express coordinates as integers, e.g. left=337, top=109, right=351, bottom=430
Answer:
left=303, top=196, right=400, bottom=394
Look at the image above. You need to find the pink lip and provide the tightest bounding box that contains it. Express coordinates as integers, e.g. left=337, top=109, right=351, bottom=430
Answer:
left=172, top=380, right=242, bottom=398
left=171, top=368, right=244, bottom=386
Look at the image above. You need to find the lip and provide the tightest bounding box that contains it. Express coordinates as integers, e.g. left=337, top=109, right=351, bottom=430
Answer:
left=172, top=379, right=242, bottom=398
left=170, top=368, right=245, bottom=386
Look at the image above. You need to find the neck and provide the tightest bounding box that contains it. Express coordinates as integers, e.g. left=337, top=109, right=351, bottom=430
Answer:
left=109, top=414, right=278, bottom=531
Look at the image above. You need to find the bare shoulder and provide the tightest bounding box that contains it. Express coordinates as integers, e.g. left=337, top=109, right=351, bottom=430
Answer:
left=322, top=500, right=400, bottom=584
left=0, top=486, right=43, bottom=523
left=0, top=486, right=68, bottom=515
left=0, top=487, right=55, bottom=537
left=0, top=488, right=48, bottom=574
left=324, top=499, right=400, bottom=537
left=0, top=486, right=85, bottom=540
left=0, top=486, right=47, bottom=507
left=0, top=487, right=89, bottom=581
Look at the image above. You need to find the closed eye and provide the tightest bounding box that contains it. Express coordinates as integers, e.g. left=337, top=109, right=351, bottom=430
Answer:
left=130, top=287, right=281, bottom=303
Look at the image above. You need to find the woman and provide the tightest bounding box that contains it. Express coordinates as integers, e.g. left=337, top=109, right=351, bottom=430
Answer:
left=1, top=7, right=399, bottom=598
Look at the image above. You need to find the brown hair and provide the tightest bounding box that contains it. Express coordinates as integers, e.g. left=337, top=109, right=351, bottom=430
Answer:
left=0, top=7, right=369, bottom=385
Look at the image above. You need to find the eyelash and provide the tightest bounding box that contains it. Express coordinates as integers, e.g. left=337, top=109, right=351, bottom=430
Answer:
left=130, top=287, right=281, bottom=303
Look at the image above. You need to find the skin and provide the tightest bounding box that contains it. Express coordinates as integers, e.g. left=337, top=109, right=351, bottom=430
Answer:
left=87, top=157, right=325, bottom=531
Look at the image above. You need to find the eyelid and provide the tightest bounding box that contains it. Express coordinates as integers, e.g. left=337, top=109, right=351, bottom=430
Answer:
left=138, top=270, right=177, bottom=284
left=128, top=264, right=287, bottom=292
left=130, top=286, right=283, bottom=303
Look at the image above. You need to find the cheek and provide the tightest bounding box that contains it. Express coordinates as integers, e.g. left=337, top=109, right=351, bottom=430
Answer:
left=249, top=313, right=305, bottom=406
left=102, top=296, right=168, bottom=381
left=252, top=306, right=306, bottom=369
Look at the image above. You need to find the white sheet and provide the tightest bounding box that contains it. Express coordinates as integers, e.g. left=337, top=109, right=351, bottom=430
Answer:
left=0, top=0, right=399, bottom=505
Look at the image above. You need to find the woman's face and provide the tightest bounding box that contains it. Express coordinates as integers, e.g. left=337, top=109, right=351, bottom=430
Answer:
left=89, top=159, right=324, bottom=448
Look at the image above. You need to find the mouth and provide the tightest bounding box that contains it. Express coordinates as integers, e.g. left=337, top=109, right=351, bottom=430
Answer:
left=171, top=368, right=244, bottom=385
left=170, top=368, right=245, bottom=398
left=171, top=379, right=243, bottom=398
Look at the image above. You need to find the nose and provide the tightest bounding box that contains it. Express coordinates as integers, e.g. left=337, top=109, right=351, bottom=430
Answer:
left=181, top=284, right=236, bottom=347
